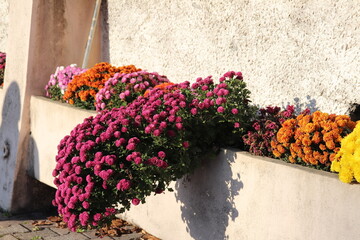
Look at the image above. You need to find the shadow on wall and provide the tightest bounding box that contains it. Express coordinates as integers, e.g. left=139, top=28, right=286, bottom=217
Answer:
left=101, top=0, right=110, bottom=62
left=175, top=150, right=243, bottom=240
left=0, top=82, right=55, bottom=212
left=0, top=82, right=20, bottom=210
left=287, top=95, right=319, bottom=114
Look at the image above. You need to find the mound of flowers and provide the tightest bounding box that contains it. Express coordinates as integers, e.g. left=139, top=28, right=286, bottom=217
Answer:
left=63, top=62, right=141, bottom=110
left=95, top=71, right=170, bottom=111
left=331, top=122, right=360, bottom=183
left=271, top=111, right=356, bottom=170
left=52, top=71, right=256, bottom=231
left=45, top=64, right=87, bottom=101
left=0, top=52, right=6, bottom=86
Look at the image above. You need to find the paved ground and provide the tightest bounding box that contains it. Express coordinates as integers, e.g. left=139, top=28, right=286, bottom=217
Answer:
left=0, top=211, right=159, bottom=240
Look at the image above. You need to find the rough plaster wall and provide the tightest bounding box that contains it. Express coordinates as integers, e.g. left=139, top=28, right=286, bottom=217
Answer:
left=0, top=0, right=9, bottom=52
left=103, top=0, right=360, bottom=115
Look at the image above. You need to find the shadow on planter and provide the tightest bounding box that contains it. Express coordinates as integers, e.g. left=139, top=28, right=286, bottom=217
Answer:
left=27, top=135, right=56, bottom=213
left=175, top=150, right=243, bottom=240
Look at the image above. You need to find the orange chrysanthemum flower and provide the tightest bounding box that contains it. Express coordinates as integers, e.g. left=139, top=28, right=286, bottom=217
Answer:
left=144, top=82, right=175, bottom=97
left=312, top=131, right=321, bottom=144
left=273, top=149, right=281, bottom=158
left=304, top=123, right=316, bottom=133
left=301, top=136, right=312, bottom=146
left=277, top=144, right=286, bottom=154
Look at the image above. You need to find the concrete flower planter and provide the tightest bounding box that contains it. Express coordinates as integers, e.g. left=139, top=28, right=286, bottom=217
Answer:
left=29, top=96, right=96, bottom=187
left=29, top=97, right=360, bottom=239
left=119, top=149, right=360, bottom=240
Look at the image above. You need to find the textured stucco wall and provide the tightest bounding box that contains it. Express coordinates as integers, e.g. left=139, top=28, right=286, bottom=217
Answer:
left=0, top=0, right=9, bottom=52
left=103, top=0, right=360, bottom=115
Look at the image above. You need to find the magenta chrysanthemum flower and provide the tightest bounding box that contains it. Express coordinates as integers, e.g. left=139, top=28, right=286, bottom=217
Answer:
left=217, top=106, right=225, bottom=113
left=131, top=198, right=140, bottom=205
left=116, top=179, right=131, bottom=191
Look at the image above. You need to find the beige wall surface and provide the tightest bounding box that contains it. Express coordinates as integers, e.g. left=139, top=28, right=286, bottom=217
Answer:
left=0, top=0, right=9, bottom=52
left=103, top=0, right=360, bottom=115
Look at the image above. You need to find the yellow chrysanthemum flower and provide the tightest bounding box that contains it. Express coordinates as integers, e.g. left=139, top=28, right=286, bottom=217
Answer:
left=331, top=122, right=360, bottom=183
left=353, top=162, right=360, bottom=183
left=330, top=160, right=340, bottom=172
left=339, top=167, right=353, bottom=183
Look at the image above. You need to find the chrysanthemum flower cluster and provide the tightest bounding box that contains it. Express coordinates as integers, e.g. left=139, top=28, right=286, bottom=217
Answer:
left=95, top=71, right=170, bottom=111
left=63, top=62, right=141, bottom=110
left=271, top=111, right=356, bottom=170
left=242, top=105, right=307, bottom=157
left=52, top=71, right=255, bottom=231
left=0, top=52, right=6, bottom=87
left=331, top=122, right=360, bottom=183
left=184, top=71, right=257, bottom=148
left=45, top=64, right=87, bottom=101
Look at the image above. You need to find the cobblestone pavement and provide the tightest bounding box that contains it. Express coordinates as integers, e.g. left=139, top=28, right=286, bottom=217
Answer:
left=0, top=211, right=158, bottom=240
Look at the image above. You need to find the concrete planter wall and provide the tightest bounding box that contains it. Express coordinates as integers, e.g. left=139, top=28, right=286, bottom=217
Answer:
left=120, top=149, right=360, bottom=240
left=29, top=96, right=96, bottom=187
